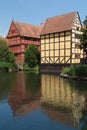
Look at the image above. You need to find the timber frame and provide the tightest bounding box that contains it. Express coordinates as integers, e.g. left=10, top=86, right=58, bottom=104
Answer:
left=40, top=12, right=83, bottom=72
left=6, top=21, right=41, bottom=65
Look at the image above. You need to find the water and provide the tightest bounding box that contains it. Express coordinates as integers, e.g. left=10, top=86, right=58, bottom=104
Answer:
left=0, top=72, right=87, bottom=130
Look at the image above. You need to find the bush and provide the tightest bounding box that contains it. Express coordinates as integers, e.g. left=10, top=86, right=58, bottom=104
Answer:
left=0, top=61, right=18, bottom=72
left=24, top=44, right=40, bottom=68
left=62, top=64, right=87, bottom=77
left=75, top=65, right=87, bottom=77
left=23, top=63, right=29, bottom=71
left=0, top=37, right=17, bottom=71
left=62, top=65, right=76, bottom=76
left=80, top=16, right=87, bottom=57
left=23, top=64, right=39, bottom=73
left=0, top=62, right=12, bottom=72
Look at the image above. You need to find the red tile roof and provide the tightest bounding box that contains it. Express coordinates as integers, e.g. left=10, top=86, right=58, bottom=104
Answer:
left=40, top=12, right=78, bottom=35
left=14, top=21, right=42, bottom=38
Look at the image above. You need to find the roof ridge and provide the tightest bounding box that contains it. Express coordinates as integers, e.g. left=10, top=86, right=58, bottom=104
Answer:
left=40, top=11, right=80, bottom=35
left=12, top=21, right=41, bottom=38
left=47, top=11, right=78, bottom=20
left=13, top=20, right=40, bottom=28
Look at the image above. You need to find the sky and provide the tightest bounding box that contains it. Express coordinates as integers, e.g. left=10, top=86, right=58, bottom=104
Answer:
left=0, top=0, right=87, bottom=37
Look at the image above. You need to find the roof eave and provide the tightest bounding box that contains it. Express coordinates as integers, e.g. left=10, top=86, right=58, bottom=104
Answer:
left=40, top=29, right=71, bottom=36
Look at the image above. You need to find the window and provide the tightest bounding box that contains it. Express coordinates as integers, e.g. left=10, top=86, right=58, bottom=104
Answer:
left=75, top=33, right=80, bottom=39
left=76, top=27, right=79, bottom=31
left=75, top=43, right=80, bottom=49
left=75, top=53, right=80, bottom=59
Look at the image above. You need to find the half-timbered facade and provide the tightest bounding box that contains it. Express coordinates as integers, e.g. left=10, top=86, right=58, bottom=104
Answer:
left=6, top=21, right=42, bottom=65
left=40, top=12, right=83, bottom=72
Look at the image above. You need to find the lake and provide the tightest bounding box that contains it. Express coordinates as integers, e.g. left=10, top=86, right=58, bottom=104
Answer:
left=0, top=72, right=87, bottom=130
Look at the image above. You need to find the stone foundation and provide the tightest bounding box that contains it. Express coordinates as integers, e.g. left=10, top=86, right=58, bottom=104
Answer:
left=40, top=64, right=71, bottom=74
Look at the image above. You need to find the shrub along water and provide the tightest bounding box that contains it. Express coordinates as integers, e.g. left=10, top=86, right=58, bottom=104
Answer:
left=62, top=64, right=87, bottom=77
left=23, top=64, right=39, bottom=73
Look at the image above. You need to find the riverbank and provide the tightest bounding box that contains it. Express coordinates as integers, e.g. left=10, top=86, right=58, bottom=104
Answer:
left=60, top=73, right=87, bottom=81
left=60, top=64, right=87, bottom=81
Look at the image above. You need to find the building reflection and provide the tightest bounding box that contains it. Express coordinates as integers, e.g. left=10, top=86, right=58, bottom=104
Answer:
left=9, top=72, right=41, bottom=116
left=41, top=74, right=87, bottom=128
left=0, top=72, right=16, bottom=102
left=7, top=72, right=87, bottom=128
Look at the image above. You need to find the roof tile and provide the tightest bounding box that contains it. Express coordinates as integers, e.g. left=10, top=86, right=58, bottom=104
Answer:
left=40, top=12, right=78, bottom=35
left=14, top=21, right=42, bottom=38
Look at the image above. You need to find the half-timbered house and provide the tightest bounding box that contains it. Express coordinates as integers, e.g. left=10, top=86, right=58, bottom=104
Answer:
left=40, top=12, right=83, bottom=72
left=6, top=21, right=42, bottom=65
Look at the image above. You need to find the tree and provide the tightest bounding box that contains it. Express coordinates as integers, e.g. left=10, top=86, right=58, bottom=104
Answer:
left=0, top=36, right=17, bottom=71
left=80, top=16, right=87, bottom=57
left=24, top=44, right=40, bottom=68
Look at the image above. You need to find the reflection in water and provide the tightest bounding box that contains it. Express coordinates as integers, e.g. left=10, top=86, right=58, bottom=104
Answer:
left=0, top=73, right=87, bottom=130
left=9, top=72, right=41, bottom=116
left=0, top=72, right=16, bottom=101
left=41, top=74, right=87, bottom=128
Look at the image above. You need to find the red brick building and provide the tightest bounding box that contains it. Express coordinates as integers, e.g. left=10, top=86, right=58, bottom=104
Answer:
left=6, top=21, right=42, bottom=65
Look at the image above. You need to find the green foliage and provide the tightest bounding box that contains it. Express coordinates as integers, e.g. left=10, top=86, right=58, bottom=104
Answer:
left=24, top=44, right=40, bottom=68
left=62, top=65, right=87, bottom=77
left=0, top=36, right=7, bottom=47
left=0, top=36, right=17, bottom=71
left=80, top=16, right=87, bottom=57
left=23, top=63, right=39, bottom=73
left=62, top=65, right=76, bottom=76
left=23, top=63, right=29, bottom=71
left=75, top=65, right=87, bottom=77
left=0, top=61, right=11, bottom=71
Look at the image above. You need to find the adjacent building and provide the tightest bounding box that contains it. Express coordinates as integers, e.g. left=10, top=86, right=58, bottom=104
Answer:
left=40, top=12, right=83, bottom=72
left=6, top=21, right=42, bottom=65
